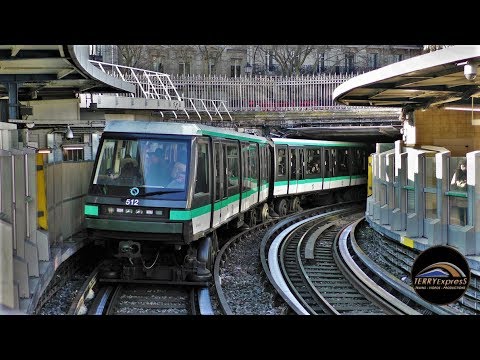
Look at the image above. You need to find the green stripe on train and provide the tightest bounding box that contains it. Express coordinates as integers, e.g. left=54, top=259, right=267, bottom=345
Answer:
left=275, top=175, right=365, bottom=187
left=170, top=185, right=268, bottom=220
left=273, top=139, right=366, bottom=147
left=201, top=130, right=268, bottom=144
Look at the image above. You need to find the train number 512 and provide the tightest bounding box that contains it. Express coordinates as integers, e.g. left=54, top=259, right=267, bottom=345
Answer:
left=125, top=199, right=139, bottom=206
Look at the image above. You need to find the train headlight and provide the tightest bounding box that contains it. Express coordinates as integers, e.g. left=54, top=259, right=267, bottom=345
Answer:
left=84, top=204, right=99, bottom=216
left=145, top=209, right=154, bottom=215
left=107, top=207, right=115, bottom=214
left=155, top=210, right=164, bottom=216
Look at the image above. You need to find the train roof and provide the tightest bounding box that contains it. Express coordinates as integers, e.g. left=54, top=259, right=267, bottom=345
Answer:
left=272, top=138, right=367, bottom=147
left=103, top=120, right=270, bottom=144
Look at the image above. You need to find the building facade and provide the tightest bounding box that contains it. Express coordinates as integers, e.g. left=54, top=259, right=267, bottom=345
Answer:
left=89, top=45, right=424, bottom=77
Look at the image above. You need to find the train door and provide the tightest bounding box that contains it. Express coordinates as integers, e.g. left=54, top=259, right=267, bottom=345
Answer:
left=259, top=144, right=268, bottom=202
left=296, top=148, right=305, bottom=193
left=191, top=138, right=211, bottom=234
left=274, top=145, right=288, bottom=196
left=323, top=148, right=332, bottom=190
left=240, top=141, right=249, bottom=212
left=224, top=141, right=240, bottom=220
left=249, top=143, right=259, bottom=204
left=289, top=147, right=298, bottom=194
left=213, top=140, right=225, bottom=227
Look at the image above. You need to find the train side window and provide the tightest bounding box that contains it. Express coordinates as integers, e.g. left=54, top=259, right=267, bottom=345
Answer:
left=290, top=148, right=296, bottom=179
left=277, top=147, right=287, bottom=177
left=324, top=149, right=330, bottom=177
left=227, top=143, right=239, bottom=189
left=214, top=142, right=222, bottom=201
left=362, top=150, right=367, bottom=172
left=242, top=142, right=249, bottom=192
left=249, top=143, right=258, bottom=188
left=306, top=148, right=321, bottom=177
left=194, top=142, right=209, bottom=195
left=337, top=148, right=349, bottom=176
left=260, top=145, right=268, bottom=188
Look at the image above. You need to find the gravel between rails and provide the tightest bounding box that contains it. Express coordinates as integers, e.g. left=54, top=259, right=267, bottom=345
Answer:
left=212, top=228, right=289, bottom=315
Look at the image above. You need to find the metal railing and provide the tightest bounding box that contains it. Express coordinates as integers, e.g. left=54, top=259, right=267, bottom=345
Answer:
left=89, top=60, right=181, bottom=101
left=87, top=61, right=376, bottom=116
left=88, top=61, right=232, bottom=120
left=170, top=73, right=361, bottom=112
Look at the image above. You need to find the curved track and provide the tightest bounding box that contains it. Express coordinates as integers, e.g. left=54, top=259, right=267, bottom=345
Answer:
left=263, top=210, right=464, bottom=315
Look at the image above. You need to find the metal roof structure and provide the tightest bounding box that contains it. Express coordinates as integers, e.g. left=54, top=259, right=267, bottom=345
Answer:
left=104, top=120, right=270, bottom=144
left=333, top=46, right=480, bottom=112
left=0, top=45, right=134, bottom=101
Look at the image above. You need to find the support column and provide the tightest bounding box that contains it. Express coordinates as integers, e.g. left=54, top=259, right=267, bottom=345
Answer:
left=7, top=82, right=19, bottom=121
left=436, top=151, right=450, bottom=245
left=392, top=152, right=407, bottom=231
left=372, top=153, right=381, bottom=221
left=386, top=153, right=395, bottom=224
left=406, top=150, right=425, bottom=237
left=467, top=151, right=480, bottom=254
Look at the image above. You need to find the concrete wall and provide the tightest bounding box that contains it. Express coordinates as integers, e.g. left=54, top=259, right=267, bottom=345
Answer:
left=44, top=161, right=94, bottom=247
left=20, top=99, right=80, bottom=122
left=1, top=124, right=95, bottom=309
left=414, top=108, right=480, bottom=156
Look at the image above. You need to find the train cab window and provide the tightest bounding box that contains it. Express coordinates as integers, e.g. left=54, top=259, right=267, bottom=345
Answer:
left=194, top=142, right=209, bottom=195
left=92, top=137, right=190, bottom=199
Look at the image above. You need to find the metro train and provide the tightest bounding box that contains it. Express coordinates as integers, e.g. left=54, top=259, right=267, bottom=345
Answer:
left=84, top=121, right=370, bottom=282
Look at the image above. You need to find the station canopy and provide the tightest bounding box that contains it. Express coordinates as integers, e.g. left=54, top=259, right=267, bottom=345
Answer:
left=333, top=46, right=480, bottom=112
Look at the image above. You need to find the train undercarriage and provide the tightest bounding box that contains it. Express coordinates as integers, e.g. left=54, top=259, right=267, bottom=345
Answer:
left=94, top=234, right=218, bottom=284
left=92, top=185, right=365, bottom=284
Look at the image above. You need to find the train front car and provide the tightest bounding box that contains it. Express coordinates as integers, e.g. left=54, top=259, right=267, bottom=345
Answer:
left=84, top=121, right=211, bottom=283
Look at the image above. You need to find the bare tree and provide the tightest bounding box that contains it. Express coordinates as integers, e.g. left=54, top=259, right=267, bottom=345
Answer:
left=255, top=45, right=372, bottom=75
left=269, top=45, right=315, bottom=76
left=117, top=45, right=149, bottom=68
left=197, top=45, right=227, bottom=75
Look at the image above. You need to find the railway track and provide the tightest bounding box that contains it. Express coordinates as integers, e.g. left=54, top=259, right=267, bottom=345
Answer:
left=354, top=220, right=475, bottom=314
left=69, top=264, right=213, bottom=315
left=215, top=200, right=365, bottom=314
left=262, top=208, right=464, bottom=315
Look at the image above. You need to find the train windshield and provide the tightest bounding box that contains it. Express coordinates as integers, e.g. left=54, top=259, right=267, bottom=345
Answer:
left=91, top=137, right=190, bottom=197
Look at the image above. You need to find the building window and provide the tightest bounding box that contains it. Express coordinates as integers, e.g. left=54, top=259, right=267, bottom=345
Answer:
left=395, top=54, right=403, bottom=62
left=367, top=53, right=378, bottom=69
left=209, top=61, right=215, bottom=75
left=230, top=59, right=241, bottom=77
left=318, top=53, right=325, bottom=73
left=63, top=148, right=84, bottom=162
left=345, top=53, right=355, bottom=73
left=179, top=62, right=190, bottom=75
